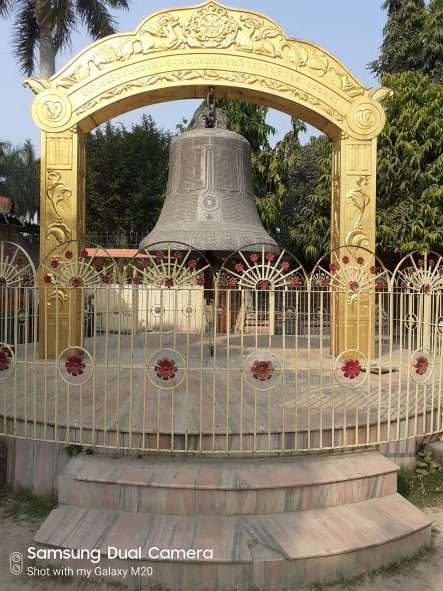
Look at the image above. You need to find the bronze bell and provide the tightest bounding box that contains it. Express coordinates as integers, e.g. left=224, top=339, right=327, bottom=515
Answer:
left=139, top=127, right=278, bottom=254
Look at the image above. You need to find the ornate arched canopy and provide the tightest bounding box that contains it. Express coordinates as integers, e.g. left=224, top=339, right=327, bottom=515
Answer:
left=26, top=1, right=390, bottom=140
left=26, top=1, right=391, bottom=356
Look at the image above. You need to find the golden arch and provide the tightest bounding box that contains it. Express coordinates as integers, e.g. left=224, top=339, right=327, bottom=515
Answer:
left=26, top=1, right=391, bottom=355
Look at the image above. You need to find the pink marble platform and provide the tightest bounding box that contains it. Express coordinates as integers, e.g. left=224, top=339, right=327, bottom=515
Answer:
left=35, top=450, right=432, bottom=590
left=58, top=451, right=398, bottom=514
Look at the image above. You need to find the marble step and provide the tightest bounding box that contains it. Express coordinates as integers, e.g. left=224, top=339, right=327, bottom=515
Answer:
left=34, top=493, right=432, bottom=590
left=58, top=450, right=398, bottom=515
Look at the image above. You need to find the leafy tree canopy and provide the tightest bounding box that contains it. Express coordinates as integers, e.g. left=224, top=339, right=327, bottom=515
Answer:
left=370, top=0, right=427, bottom=77
left=280, top=136, right=331, bottom=263
left=376, top=71, right=443, bottom=255
left=86, top=115, right=170, bottom=242
left=0, top=139, right=39, bottom=219
left=422, top=0, right=443, bottom=82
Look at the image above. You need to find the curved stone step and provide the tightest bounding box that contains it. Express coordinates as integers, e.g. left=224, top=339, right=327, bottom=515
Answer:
left=58, top=450, right=398, bottom=514
left=34, top=494, right=431, bottom=590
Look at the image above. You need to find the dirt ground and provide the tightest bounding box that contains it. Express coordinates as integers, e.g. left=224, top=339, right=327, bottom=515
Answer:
left=0, top=503, right=442, bottom=591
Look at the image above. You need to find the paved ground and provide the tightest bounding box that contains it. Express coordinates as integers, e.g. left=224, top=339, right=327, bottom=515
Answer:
left=0, top=500, right=442, bottom=591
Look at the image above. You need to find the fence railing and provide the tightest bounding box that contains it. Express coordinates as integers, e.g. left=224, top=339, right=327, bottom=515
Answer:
left=0, top=240, right=442, bottom=454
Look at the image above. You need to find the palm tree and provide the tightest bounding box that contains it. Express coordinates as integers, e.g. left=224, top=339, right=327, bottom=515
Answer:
left=0, top=140, right=39, bottom=219
left=0, top=0, right=130, bottom=78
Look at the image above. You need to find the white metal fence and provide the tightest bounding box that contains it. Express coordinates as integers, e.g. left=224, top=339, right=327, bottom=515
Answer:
left=0, top=240, right=442, bottom=454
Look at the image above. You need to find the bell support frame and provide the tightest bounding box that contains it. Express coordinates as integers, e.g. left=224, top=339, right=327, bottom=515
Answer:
left=26, top=0, right=391, bottom=355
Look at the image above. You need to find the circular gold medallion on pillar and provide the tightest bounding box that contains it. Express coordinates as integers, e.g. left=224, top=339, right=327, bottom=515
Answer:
left=32, top=91, right=72, bottom=131
left=347, top=97, right=385, bottom=139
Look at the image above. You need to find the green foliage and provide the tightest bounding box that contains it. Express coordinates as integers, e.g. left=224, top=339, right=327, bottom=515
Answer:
left=0, top=486, right=57, bottom=520
left=371, top=0, right=443, bottom=83
left=397, top=469, right=412, bottom=498
left=422, top=0, right=443, bottom=82
left=222, top=100, right=274, bottom=151
left=0, top=139, right=39, bottom=218
left=415, top=448, right=442, bottom=477
left=281, top=135, right=332, bottom=263
left=253, top=117, right=305, bottom=235
left=397, top=448, right=443, bottom=507
left=86, top=115, right=170, bottom=238
left=409, top=469, right=443, bottom=506
left=370, top=0, right=427, bottom=77
left=376, top=72, right=443, bottom=255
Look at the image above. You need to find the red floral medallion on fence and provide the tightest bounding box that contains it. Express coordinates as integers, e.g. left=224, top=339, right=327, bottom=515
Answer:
left=320, top=276, right=330, bottom=288
left=251, top=360, right=273, bottom=382
left=235, top=263, right=244, bottom=273
left=341, top=358, right=362, bottom=380
left=0, top=348, right=11, bottom=372
left=70, top=276, right=83, bottom=288
left=414, top=355, right=429, bottom=377
left=155, top=358, right=178, bottom=381
left=257, top=279, right=271, bottom=290
left=65, top=354, right=86, bottom=377
left=187, top=259, right=198, bottom=269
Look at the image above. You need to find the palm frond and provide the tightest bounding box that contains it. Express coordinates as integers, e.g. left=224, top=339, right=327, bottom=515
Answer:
left=51, top=0, right=78, bottom=50
left=0, top=0, right=13, bottom=18
left=102, top=0, right=129, bottom=7
left=12, top=0, right=39, bottom=76
left=75, top=0, right=119, bottom=38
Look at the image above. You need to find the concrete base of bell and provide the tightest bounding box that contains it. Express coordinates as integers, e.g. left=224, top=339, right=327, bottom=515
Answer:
left=33, top=450, right=432, bottom=591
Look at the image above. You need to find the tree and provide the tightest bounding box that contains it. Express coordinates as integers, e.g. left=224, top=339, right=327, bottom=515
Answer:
left=222, top=101, right=274, bottom=152
left=253, top=117, right=305, bottom=236
left=86, top=115, right=170, bottom=240
left=0, top=0, right=130, bottom=77
left=370, top=0, right=426, bottom=77
left=281, top=73, right=443, bottom=260
left=0, top=140, right=39, bottom=219
left=281, top=136, right=332, bottom=263
left=376, top=72, right=443, bottom=255
left=422, top=0, right=443, bottom=82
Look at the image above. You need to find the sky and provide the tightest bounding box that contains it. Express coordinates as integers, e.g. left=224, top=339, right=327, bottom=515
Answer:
left=0, top=0, right=385, bottom=149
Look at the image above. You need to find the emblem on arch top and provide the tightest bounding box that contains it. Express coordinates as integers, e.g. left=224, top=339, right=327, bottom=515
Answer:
left=184, top=2, right=239, bottom=47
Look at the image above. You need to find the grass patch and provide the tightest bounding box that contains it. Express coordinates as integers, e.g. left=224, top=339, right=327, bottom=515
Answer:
left=0, top=485, right=57, bottom=521
left=397, top=448, right=443, bottom=508
left=403, top=470, right=443, bottom=507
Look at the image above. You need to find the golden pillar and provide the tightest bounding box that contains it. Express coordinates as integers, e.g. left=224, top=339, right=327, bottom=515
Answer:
left=39, top=128, right=86, bottom=357
left=330, top=134, right=377, bottom=357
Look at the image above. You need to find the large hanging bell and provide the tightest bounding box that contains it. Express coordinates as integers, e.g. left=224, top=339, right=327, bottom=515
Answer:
left=139, top=127, right=277, bottom=253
